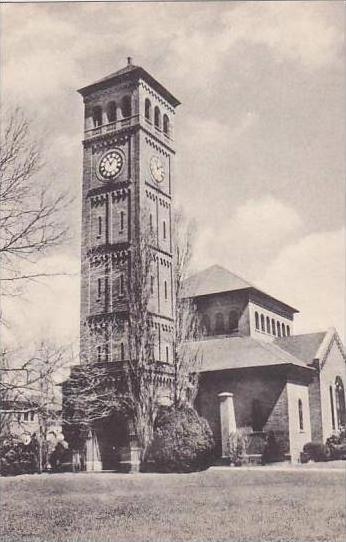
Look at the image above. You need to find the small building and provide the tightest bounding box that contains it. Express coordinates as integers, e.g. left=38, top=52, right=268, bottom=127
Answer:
left=185, top=265, right=346, bottom=462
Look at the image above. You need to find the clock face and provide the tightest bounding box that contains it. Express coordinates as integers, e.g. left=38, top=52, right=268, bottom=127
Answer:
left=150, top=155, right=165, bottom=183
left=98, top=150, right=123, bottom=180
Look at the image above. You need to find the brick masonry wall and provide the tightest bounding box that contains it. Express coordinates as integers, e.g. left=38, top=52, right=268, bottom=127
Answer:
left=196, top=367, right=290, bottom=456
left=319, top=339, right=346, bottom=441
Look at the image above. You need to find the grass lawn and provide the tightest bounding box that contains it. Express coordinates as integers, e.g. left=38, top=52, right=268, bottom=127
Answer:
left=0, top=468, right=345, bottom=542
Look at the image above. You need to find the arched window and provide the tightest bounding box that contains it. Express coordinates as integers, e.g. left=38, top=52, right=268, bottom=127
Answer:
left=154, top=106, right=161, bottom=129
left=229, top=310, right=239, bottom=332
left=271, top=318, right=276, bottom=335
left=107, top=101, right=117, bottom=123
left=255, top=312, right=259, bottom=330
left=286, top=325, right=290, bottom=336
left=120, top=342, right=125, bottom=361
left=215, top=313, right=225, bottom=334
left=298, top=399, right=304, bottom=430
left=121, top=95, right=131, bottom=118
left=163, top=114, right=169, bottom=135
left=92, top=106, right=102, bottom=127
left=260, top=314, right=265, bottom=332
left=266, top=316, right=270, bottom=334
left=335, top=376, right=346, bottom=427
left=201, top=314, right=210, bottom=336
left=145, top=98, right=152, bottom=121
left=330, top=385, right=336, bottom=430
left=277, top=321, right=281, bottom=337
left=98, top=216, right=102, bottom=237
left=119, top=274, right=124, bottom=296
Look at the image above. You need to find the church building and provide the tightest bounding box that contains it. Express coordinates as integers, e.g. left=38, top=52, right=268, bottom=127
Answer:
left=74, top=59, right=345, bottom=469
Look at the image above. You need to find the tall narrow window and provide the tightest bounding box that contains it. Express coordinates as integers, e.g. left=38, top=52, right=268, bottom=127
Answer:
left=215, top=313, right=225, bottom=335
left=286, top=325, right=290, bottom=336
left=121, top=95, right=131, bottom=118
left=166, top=346, right=169, bottom=363
left=330, top=385, right=336, bottom=430
left=201, top=314, right=210, bottom=335
left=92, top=106, right=102, bottom=127
left=24, top=412, right=29, bottom=421
left=120, top=211, right=124, bottom=231
left=277, top=321, right=281, bottom=337
left=150, top=275, right=154, bottom=294
left=335, top=376, right=346, bottom=427
left=255, top=312, right=259, bottom=330
left=98, top=216, right=102, bottom=237
left=97, top=278, right=102, bottom=299
left=120, top=342, right=125, bottom=361
left=97, top=345, right=102, bottom=362
left=298, top=399, right=304, bottom=430
left=260, top=314, right=265, bottom=332
left=163, top=114, right=169, bottom=135
left=229, top=310, right=239, bottom=332
left=266, top=316, right=270, bottom=334
left=272, top=318, right=276, bottom=335
left=119, top=274, right=124, bottom=296
left=163, top=220, right=166, bottom=240
left=104, top=343, right=109, bottom=363
left=164, top=280, right=168, bottom=300
left=30, top=412, right=35, bottom=421
left=282, top=323, right=286, bottom=337
left=145, top=98, right=152, bottom=121
left=107, top=101, right=117, bottom=123
left=149, top=213, right=153, bottom=232
left=154, top=106, right=161, bottom=128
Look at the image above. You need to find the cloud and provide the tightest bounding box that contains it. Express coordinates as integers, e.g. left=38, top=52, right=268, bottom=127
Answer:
left=191, top=196, right=303, bottom=277
left=258, top=228, right=345, bottom=338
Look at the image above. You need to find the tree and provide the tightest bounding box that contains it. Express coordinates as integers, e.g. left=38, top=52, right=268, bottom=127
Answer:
left=0, top=341, right=68, bottom=471
left=172, top=210, right=202, bottom=407
left=0, top=108, right=70, bottom=298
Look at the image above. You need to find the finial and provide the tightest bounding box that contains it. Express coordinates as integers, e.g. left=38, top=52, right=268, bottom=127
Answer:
left=127, top=57, right=133, bottom=66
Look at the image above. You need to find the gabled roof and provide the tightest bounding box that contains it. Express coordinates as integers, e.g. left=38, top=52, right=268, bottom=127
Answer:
left=182, top=265, right=298, bottom=313
left=275, top=332, right=327, bottom=365
left=78, top=61, right=181, bottom=107
left=189, top=336, right=311, bottom=373
left=275, top=328, right=346, bottom=367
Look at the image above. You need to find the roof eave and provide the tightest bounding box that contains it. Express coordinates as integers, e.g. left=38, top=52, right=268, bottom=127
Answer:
left=78, top=67, right=181, bottom=107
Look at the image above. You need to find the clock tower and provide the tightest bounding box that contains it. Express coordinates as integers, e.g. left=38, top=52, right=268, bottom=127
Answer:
left=78, top=58, right=180, bottom=369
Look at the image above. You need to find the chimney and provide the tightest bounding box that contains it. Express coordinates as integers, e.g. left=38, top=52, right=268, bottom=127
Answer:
left=127, top=57, right=133, bottom=66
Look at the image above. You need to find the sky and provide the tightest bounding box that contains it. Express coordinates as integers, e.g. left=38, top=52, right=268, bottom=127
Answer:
left=0, top=1, right=345, bottom=350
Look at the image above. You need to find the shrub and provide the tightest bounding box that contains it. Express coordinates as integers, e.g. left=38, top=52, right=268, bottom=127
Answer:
left=227, top=430, right=248, bottom=466
left=303, top=441, right=330, bottom=462
left=0, top=435, right=38, bottom=476
left=261, top=431, right=285, bottom=464
left=145, top=406, right=215, bottom=473
left=326, top=428, right=346, bottom=460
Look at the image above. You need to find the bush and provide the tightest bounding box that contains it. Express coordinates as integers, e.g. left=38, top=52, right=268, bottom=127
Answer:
left=303, top=441, right=330, bottom=462
left=261, top=431, right=286, bottom=464
left=0, top=435, right=38, bottom=476
left=326, top=427, right=346, bottom=460
left=227, top=430, right=248, bottom=466
left=145, top=406, right=215, bottom=473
